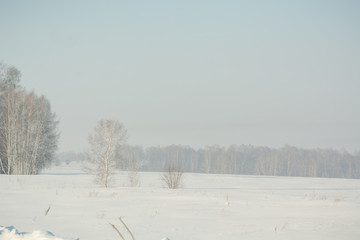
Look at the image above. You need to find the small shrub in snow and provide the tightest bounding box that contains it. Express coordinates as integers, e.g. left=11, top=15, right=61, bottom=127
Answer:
left=161, top=162, right=184, bottom=189
left=128, top=171, right=141, bottom=187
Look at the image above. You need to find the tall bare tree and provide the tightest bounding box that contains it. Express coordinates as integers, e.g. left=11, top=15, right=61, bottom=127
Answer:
left=85, top=119, right=128, bottom=187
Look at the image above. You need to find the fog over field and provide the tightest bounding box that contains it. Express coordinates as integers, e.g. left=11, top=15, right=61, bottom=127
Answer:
left=1, top=0, right=359, bottom=153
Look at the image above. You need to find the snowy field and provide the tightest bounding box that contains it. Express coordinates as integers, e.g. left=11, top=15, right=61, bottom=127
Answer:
left=1, top=163, right=360, bottom=240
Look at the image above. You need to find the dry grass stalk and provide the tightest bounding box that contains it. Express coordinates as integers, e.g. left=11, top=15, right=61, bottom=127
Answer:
left=44, top=205, right=51, bottom=216
left=334, top=196, right=342, bottom=204
left=274, top=220, right=289, bottom=232
left=109, top=217, right=135, bottom=240
left=109, top=222, right=125, bottom=240
left=119, top=217, right=135, bottom=240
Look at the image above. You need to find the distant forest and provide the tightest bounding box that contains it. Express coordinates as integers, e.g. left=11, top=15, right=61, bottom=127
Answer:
left=57, top=145, right=360, bottom=179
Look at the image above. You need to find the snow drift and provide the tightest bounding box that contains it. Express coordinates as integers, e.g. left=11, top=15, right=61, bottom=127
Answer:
left=0, top=226, right=74, bottom=240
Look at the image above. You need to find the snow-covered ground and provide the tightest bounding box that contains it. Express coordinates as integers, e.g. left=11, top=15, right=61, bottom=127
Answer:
left=1, top=163, right=360, bottom=240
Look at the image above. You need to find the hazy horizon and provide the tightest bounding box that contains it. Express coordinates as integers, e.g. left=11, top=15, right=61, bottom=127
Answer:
left=1, top=0, right=359, bottom=153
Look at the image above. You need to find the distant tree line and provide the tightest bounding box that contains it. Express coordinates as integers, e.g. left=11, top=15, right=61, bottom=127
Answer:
left=58, top=144, right=360, bottom=179
left=138, top=145, right=360, bottom=179
left=55, top=151, right=86, bottom=166
left=0, top=62, right=59, bottom=175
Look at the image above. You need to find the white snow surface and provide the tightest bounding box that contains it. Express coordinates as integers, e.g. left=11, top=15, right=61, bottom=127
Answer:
left=1, top=162, right=360, bottom=240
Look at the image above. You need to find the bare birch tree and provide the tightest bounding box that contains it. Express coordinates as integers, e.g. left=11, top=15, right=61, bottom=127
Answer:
left=84, top=119, right=127, bottom=188
left=0, top=87, right=59, bottom=174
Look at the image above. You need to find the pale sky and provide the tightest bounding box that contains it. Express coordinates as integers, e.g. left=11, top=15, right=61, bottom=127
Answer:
left=1, top=0, right=359, bottom=153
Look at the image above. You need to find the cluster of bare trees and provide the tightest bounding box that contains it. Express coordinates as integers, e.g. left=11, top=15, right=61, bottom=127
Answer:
left=84, top=121, right=185, bottom=188
left=0, top=62, right=59, bottom=175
